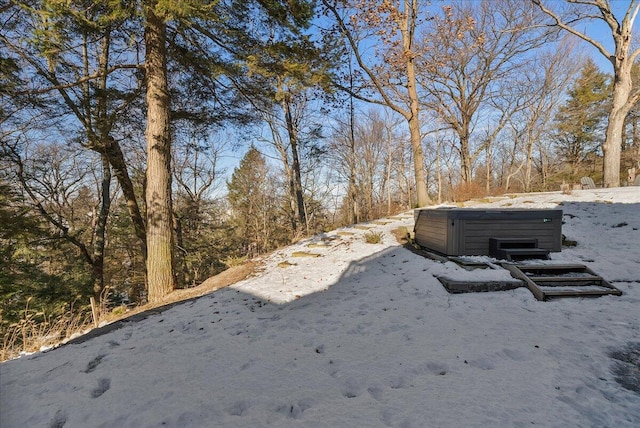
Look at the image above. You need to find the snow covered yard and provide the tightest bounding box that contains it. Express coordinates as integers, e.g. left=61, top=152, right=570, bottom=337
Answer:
left=1, top=188, right=639, bottom=427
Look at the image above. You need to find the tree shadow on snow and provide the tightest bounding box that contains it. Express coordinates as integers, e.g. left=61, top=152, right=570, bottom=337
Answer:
left=610, top=342, right=640, bottom=394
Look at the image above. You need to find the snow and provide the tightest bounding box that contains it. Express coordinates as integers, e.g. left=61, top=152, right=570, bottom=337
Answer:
left=1, top=187, right=639, bottom=427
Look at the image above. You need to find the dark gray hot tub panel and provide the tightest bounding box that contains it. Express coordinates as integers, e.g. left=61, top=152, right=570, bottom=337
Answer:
left=413, top=208, right=562, bottom=257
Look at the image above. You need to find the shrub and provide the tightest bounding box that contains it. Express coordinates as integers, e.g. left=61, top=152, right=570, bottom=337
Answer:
left=364, top=231, right=383, bottom=244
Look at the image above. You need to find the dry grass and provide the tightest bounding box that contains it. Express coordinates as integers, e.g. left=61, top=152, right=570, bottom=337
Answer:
left=1, top=261, right=259, bottom=362
left=277, top=261, right=297, bottom=268
left=391, top=227, right=410, bottom=245
left=1, top=300, right=92, bottom=362
left=291, top=251, right=322, bottom=258
left=449, top=181, right=505, bottom=203
left=364, top=231, right=383, bottom=244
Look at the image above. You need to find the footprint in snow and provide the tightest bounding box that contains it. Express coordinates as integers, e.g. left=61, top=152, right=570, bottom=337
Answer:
left=367, top=386, right=384, bottom=401
left=422, top=361, right=448, bottom=376
left=466, top=357, right=495, bottom=370
left=84, top=354, right=106, bottom=373
left=227, top=401, right=250, bottom=416
left=342, top=376, right=365, bottom=398
left=276, top=398, right=313, bottom=419
left=91, top=378, right=111, bottom=398
left=48, top=409, right=67, bottom=428
left=502, top=348, right=530, bottom=362
left=388, top=375, right=410, bottom=389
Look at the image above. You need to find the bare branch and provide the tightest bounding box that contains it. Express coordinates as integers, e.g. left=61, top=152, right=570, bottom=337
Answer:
left=532, top=0, right=613, bottom=61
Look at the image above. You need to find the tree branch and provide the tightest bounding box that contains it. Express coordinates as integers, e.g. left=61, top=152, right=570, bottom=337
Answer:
left=321, top=0, right=410, bottom=120
left=532, top=0, right=613, bottom=61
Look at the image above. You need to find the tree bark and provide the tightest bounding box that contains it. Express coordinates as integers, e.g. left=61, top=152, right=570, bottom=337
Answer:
left=144, top=3, right=175, bottom=302
left=348, top=67, right=359, bottom=224
left=603, top=60, right=632, bottom=187
left=103, top=137, right=147, bottom=258
left=459, top=133, right=472, bottom=184
left=403, top=0, right=430, bottom=207
left=92, top=155, right=111, bottom=302
left=282, top=96, right=306, bottom=231
left=485, top=142, right=492, bottom=193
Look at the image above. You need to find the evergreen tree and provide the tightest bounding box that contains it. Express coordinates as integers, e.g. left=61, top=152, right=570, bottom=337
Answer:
left=554, top=59, right=610, bottom=180
left=227, top=147, right=286, bottom=255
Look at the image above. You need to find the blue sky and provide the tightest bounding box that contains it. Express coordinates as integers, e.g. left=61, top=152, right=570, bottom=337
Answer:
left=559, top=0, right=639, bottom=73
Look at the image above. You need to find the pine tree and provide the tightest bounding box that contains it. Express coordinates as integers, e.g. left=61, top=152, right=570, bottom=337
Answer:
left=227, top=147, right=285, bottom=255
left=554, top=59, right=610, bottom=180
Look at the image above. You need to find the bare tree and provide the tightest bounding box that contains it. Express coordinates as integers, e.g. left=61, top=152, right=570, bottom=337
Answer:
left=322, top=0, right=431, bottom=206
left=261, top=92, right=314, bottom=236
left=354, top=110, right=386, bottom=219
left=419, top=0, right=552, bottom=186
left=329, top=108, right=407, bottom=221
left=328, top=112, right=360, bottom=225
left=533, top=0, right=640, bottom=187
left=380, top=110, right=405, bottom=214
left=496, top=41, right=579, bottom=191
left=4, top=139, right=111, bottom=302
left=172, top=130, right=228, bottom=286
left=520, top=43, right=579, bottom=191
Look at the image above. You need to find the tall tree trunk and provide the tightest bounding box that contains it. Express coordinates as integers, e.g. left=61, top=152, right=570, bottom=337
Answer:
left=92, top=155, right=111, bottom=302
left=322, top=0, right=430, bottom=207
left=524, top=133, right=535, bottom=193
left=348, top=69, right=359, bottom=224
left=266, top=119, right=297, bottom=232
left=282, top=97, right=306, bottom=231
left=93, top=24, right=147, bottom=287
left=436, top=136, right=442, bottom=204
left=144, top=3, right=175, bottom=302
left=283, top=154, right=299, bottom=232
left=485, top=142, right=492, bottom=193
left=90, top=33, right=110, bottom=303
left=403, top=0, right=430, bottom=207
left=348, top=133, right=359, bottom=224
left=96, top=28, right=147, bottom=264
left=603, top=64, right=632, bottom=187
left=633, top=109, right=638, bottom=148
left=103, top=137, right=147, bottom=258
left=287, top=173, right=298, bottom=232
left=407, top=110, right=429, bottom=207
left=386, top=129, right=392, bottom=215
left=460, top=133, right=472, bottom=184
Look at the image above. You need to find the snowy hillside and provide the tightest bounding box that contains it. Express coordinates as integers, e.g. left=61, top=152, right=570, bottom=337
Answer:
left=1, top=187, right=639, bottom=427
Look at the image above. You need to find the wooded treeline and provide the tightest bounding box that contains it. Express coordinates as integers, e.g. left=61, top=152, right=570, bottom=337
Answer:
left=1, top=1, right=639, bottom=348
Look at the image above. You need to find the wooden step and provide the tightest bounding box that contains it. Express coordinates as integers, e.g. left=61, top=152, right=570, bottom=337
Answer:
left=501, top=263, right=622, bottom=301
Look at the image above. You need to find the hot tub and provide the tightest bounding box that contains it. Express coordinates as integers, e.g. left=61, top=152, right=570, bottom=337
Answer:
left=413, top=208, right=562, bottom=256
